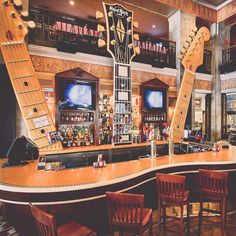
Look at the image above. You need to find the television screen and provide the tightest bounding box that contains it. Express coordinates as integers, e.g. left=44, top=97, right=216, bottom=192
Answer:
left=59, top=80, right=95, bottom=110
left=144, top=89, right=165, bottom=110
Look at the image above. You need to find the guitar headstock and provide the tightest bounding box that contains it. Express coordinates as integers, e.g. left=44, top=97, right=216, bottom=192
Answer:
left=96, top=2, right=140, bottom=64
left=0, top=0, right=35, bottom=47
left=179, top=27, right=210, bottom=72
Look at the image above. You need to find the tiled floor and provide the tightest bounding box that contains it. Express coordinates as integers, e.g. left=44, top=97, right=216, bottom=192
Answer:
left=1, top=205, right=236, bottom=236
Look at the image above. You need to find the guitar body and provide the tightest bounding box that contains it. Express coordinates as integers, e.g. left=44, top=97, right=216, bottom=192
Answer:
left=0, top=1, right=62, bottom=151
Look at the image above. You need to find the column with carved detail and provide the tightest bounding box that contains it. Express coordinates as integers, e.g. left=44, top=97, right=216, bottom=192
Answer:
left=210, top=22, right=224, bottom=141
left=168, top=11, right=196, bottom=129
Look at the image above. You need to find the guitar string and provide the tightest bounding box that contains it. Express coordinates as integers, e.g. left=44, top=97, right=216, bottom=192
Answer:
left=110, top=13, right=121, bottom=142
left=7, top=11, right=45, bottom=147
left=20, top=42, right=57, bottom=147
left=0, top=4, right=38, bottom=144
left=3, top=5, right=43, bottom=144
left=2, top=5, right=51, bottom=147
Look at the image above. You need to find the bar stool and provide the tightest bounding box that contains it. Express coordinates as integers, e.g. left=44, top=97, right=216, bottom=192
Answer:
left=198, top=169, right=228, bottom=235
left=29, top=203, right=96, bottom=236
left=156, top=173, right=190, bottom=236
left=105, top=191, right=153, bottom=236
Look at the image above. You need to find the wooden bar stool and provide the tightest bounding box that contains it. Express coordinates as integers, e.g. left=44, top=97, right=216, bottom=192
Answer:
left=156, top=173, right=190, bottom=236
left=29, top=203, right=96, bottom=236
left=198, top=169, right=228, bottom=236
left=105, top=191, right=153, bottom=236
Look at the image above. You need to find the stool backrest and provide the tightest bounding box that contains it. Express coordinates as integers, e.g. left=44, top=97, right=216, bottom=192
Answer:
left=198, top=169, right=228, bottom=195
left=106, top=191, right=144, bottom=229
left=29, top=203, right=57, bottom=236
left=156, top=173, right=186, bottom=199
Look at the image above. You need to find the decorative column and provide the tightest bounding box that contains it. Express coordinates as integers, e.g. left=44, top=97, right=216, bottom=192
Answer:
left=210, top=22, right=225, bottom=141
left=168, top=11, right=196, bottom=129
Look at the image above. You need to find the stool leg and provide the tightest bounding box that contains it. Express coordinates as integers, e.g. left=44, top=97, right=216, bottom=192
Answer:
left=180, top=204, right=184, bottom=236
left=157, top=200, right=161, bottom=235
left=187, top=202, right=190, bottom=235
left=221, top=198, right=226, bottom=236
left=198, top=197, right=203, bottom=235
left=163, top=206, right=166, bottom=230
left=149, top=212, right=153, bottom=236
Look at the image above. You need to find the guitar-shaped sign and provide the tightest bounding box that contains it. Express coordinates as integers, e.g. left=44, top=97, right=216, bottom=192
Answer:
left=0, top=0, right=62, bottom=150
left=170, top=26, right=210, bottom=142
left=96, top=2, right=140, bottom=145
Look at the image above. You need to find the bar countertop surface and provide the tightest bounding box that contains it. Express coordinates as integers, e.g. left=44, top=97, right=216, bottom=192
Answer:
left=1, top=149, right=236, bottom=192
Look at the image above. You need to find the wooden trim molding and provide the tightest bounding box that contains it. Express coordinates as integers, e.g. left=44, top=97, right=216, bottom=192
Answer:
left=155, top=0, right=236, bottom=23
left=154, top=0, right=217, bottom=22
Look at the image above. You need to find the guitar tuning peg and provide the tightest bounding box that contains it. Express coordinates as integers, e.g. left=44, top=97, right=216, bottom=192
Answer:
left=133, top=22, right=139, bottom=28
left=96, top=10, right=104, bottom=19
left=108, top=11, right=113, bottom=17
left=128, top=43, right=133, bottom=49
left=186, top=36, right=192, bottom=43
left=26, top=20, right=36, bottom=29
left=127, top=16, right=132, bottom=22
left=20, top=10, right=29, bottom=20
left=180, top=48, right=186, bottom=54
left=18, top=22, right=23, bottom=29
left=10, top=10, right=16, bottom=18
left=178, top=53, right=183, bottom=59
left=134, top=47, right=140, bottom=55
left=13, top=0, right=22, bottom=9
left=110, top=40, right=116, bottom=46
left=127, top=30, right=132, bottom=35
left=189, top=31, right=195, bottom=38
left=110, top=25, right=115, bottom=31
left=2, top=0, right=9, bottom=6
left=97, top=24, right=105, bottom=33
left=133, top=34, right=139, bottom=40
left=192, top=26, right=198, bottom=32
left=183, top=42, right=189, bottom=49
left=98, top=39, right=106, bottom=47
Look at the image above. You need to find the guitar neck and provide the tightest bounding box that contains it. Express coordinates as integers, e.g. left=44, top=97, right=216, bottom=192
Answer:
left=113, top=62, right=133, bottom=144
left=170, top=70, right=195, bottom=142
left=1, top=41, right=62, bottom=150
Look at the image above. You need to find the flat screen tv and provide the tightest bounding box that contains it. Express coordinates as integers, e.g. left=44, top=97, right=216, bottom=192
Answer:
left=143, top=88, right=166, bottom=111
left=58, top=80, right=96, bottom=110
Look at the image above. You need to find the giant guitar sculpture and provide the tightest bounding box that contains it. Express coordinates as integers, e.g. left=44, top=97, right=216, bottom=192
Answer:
left=0, top=0, right=62, bottom=150
left=170, top=27, right=210, bottom=142
left=96, top=3, right=140, bottom=145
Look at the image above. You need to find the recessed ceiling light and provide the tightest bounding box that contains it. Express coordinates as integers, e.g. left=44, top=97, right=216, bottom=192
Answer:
left=69, top=0, right=75, bottom=6
left=152, top=25, right=156, bottom=28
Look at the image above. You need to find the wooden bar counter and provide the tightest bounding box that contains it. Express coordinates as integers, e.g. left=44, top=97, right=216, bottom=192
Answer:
left=1, top=149, right=236, bottom=205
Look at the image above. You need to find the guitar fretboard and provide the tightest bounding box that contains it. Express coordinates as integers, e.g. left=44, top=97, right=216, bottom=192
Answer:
left=1, top=41, right=62, bottom=150
left=113, top=63, right=132, bottom=144
left=170, top=70, right=195, bottom=142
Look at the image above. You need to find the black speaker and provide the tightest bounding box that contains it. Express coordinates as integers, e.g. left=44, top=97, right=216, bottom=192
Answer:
left=2, top=136, right=39, bottom=167
left=56, top=41, right=77, bottom=54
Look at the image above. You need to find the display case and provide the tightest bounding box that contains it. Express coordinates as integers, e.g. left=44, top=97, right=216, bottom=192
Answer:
left=55, top=68, right=99, bottom=147
left=140, top=78, right=169, bottom=142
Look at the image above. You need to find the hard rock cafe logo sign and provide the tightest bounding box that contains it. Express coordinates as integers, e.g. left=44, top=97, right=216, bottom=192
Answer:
left=109, top=5, right=128, bottom=18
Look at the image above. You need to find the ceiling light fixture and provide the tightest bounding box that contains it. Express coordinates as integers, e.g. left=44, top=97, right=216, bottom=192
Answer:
left=69, top=0, right=75, bottom=6
left=152, top=25, right=156, bottom=28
